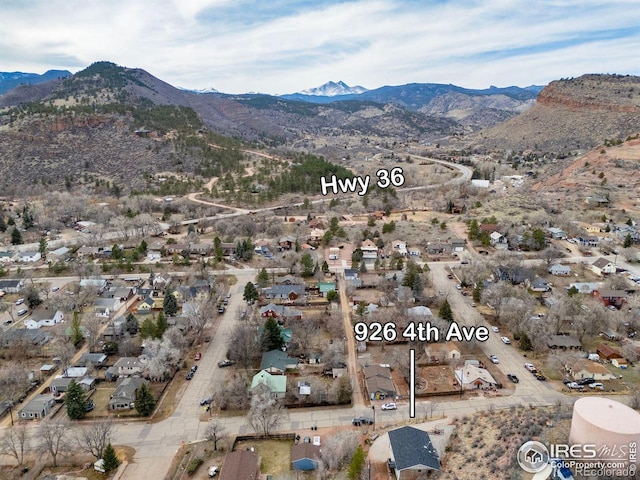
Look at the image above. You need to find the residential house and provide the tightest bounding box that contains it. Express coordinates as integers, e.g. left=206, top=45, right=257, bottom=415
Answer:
left=264, top=285, right=305, bottom=301
left=567, top=359, right=617, bottom=381
left=219, top=242, right=236, bottom=256
left=0, top=251, right=14, bottom=263
left=260, top=350, right=298, bottom=374
left=78, top=352, right=108, bottom=367
left=612, top=358, right=628, bottom=369
left=308, top=228, right=326, bottom=243
left=547, top=335, right=582, bottom=350
left=102, top=316, right=126, bottom=341
left=318, top=282, right=336, bottom=297
left=388, top=426, right=441, bottom=479
left=489, top=231, right=508, bottom=249
left=24, top=310, right=64, bottom=329
left=3, top=328, right=50, bottom=346
left=455, top=364, right=498, bottom=390
left=166, top=243, right=189, bottom=256
left=407, top=306, right=433, bottom=317
left=94, top=297, right=121, bottom=317
left=147, top=250, right=161, bottom=262
left=219, top=450, right=260, bottom=480
left=392, top=240, right=408, bottom=256
left=0, top=279, right=25, bottom=293
left=77, top=246, right=101, bottom=258
left=424, top=342, right=461, bottom=364
left=471, top=179, right=490, bottom=188
left=549, top=264, right=571, bottom=276
left=48, top=246, right=70, bottom=263
left=591, top=257, right=616, bottom=276
left=360, top=239, right=379, bottom=259
left=596, top=344, right=623, bottom=361
left=79, top=278, right=108, bottom=291
left=250, top=370, right=287, bottom=399
left=547, top=227, right=567, bottom=239
left=50, top=376, right=75, bottom=395
left=260, top=303, right=303, bottom=320
left=18, top=395, right=55, bottom=420
left=597, top=290, right=627, bottom=309
left=136, top=296, right=157, bottom=314
left=109, top=377, right=149, bottom=410
left=577, top=235, right=600, bottom=247
left=291, top=443, right=321, bottom=471
left=16, top=251, right=41, bottom=263
left=275, top=275, right=304, bottom=285
left=63, top=367, right=88, bottom=378
left=105, top=286, right=136, bottom=303
left=450, top=238, right=466, bottom=252
left=363, top=365, right=395, bottom=400
left=278, top=236, right=297, bottom=251
left=112, top=357, right=144, bottom=377
left=530, top=278, right=550, bottom=292
left=494, top=265, right=534, bottom=285
left=189, top=243, right=213, bottom=256
left=479, top=223, right=499, bottom=235
left=425, top=243, right=448, bottom=255
left=344, top=268, right=363, bottom=287
left=567, top=282, right=601, bottom=295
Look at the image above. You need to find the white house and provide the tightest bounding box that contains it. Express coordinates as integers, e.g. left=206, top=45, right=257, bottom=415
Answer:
left=489, top=231, right=508, bottom=249
left=360, top=239, right=379, bottom=259
left=48, top=246, right=70, bottom=262
left=471, top=179, right=490, bottom=188
left=391, top=240, right=407, bottom=256
left=455, top=364, right=497, bottom=390
left=24, top=310, right=64, bottom=329
left=0, top=251, right=14, bottom=263
left=549, top=264, right=571, bottom=276
left=591, top=257, right=617, bottom=276
left=147, top=250, right=161, bottom=262
left=17, top=251, right=41, bottom=263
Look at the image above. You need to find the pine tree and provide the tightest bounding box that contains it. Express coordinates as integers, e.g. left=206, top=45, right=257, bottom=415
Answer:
left=300, top=253, right=315, bottom=277
left=243, top=282, right=259, bottom=303
left=140, top=318, right=157, bottom=339
left=10, top=227, right=22, bottom=245
left=156, top=311, right=168, bottom=338
left=66, top=380, right=87, bottom=420
left=256, top=268, right=269, bottom=288
left=0, top=215, right=6, bottom=233
left=624, top=233, right=633, bottom=248
left=102, top=443, right=120, bottom=472
left=439, top=299, right=454, bottom=322
left=163, top=290, right=178, bottom=316
left=261, top=318, right=284, bottom=352
left=70, top=311, right=84, bottom=347
left=135, top=383, right=156, bottom=416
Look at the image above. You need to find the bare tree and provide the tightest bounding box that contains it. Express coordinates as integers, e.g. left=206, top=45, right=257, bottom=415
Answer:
left=217, top=373, right=251, bottom=410
left=145, top=338, right=181, bottom=382
left=83, top=315, right=103, bottom=352
left=541, top=247, right=565, bottom=267
left=0, top=423, right=30, bottom=466
left=205, top=421, right=226, bottom=451
left=77, top=418, right=114, bottom=460
left=227, top=324, right=260, bottom=370
left=38, top=419, right=70, bottom=467
left=321, top=430, right=359, bottom=470
left=247, top=388, right=288, bottom=437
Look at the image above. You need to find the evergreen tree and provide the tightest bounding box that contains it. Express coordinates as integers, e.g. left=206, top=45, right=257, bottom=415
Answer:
left=163, top=290, right=178, bottom=316
left=468, top=219, right=479, bottom=240
left=102, top=443, right=120, bottom=472
left=256, top=267, right=269, bottom=288
left=156, top=311, right=168, bottom=338
left=66, top=380, right=87, bottom=420
left=472, top=283, right=483, bottom=303
left=439, top=299, right=454, bottom=322
left=26, top=287, right=42, bottom=309
left=125, top=312, right=139, bottom=334
left=348, top=445, right=366, bottom=480
left=70, top=311, right=84, bottom=347
left=624, top=233, right=633, bottom=248
left=321, top=260, right=329, bottom=273
left=111, top=244, right=123, bottom=260
left=10, top=227, right=22, bottom=245
left=39, top=237, right=48, bottom=259
left=0, top=215, right=6, bottom=233
left=243, top=282, right=259, bottom=303
left=135, top=383, right=156, bottom=416
left=140, top=318, right=157, bottom=339
left=260, top=318, right=284, bottom=352
left=326, top=290, right=339, bottom=303
left=300, top=253, right=315, bottom=277
left=214, top=236, right=224, bottom=262
left=359, top=260, right=367, bottom=273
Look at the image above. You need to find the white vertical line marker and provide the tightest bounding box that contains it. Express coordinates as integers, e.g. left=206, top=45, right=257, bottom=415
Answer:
left=410, top=348, right=415, bottom=418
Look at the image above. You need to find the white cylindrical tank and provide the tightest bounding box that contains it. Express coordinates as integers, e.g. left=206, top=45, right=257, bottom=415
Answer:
left=570, top=397, right=640, bottom=466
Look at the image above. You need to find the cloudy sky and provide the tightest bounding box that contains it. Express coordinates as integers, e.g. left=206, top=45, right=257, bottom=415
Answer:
left=3, top=0, right=640, bottom=95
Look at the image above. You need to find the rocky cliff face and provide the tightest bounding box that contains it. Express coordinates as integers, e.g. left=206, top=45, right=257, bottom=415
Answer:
left=475, top=74, right=640, bottom=153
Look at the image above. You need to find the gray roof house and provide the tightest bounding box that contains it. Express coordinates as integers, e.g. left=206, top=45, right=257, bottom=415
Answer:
left=363, top=365, right=395, bottom=400
left=260, top=350, right=298, bottom=374
left=113, top=357, right=144, bottom=377
left=549, top=264, right=571, bottom=276
left=78, top=352, right=108, bottom=367
left=388, top=426, right=441, bottom=478
left=0, top=279, right=25, bottom=293
left=50, top=376, right=75, bottom=394
left=18, top=395, right=55, bottom=420
left=109, top=377, right=149, bottom=410
left=264, top=285, right=305, bottom=301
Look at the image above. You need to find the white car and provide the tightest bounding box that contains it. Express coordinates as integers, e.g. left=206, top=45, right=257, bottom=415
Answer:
left=381, top=402, right=397, bottom=410
left=524, top=363, right=537, bottom=372
left=501, top=336, right=511, bottom=345
left=491, top=326, right=499, bottom=333
left=456, top=284, right=462, bottom=290
left=208, top=465, right=219, bottom=477
left=490, top=355, right=499, bottom=364
left=15, top=298, right=24, bottom=305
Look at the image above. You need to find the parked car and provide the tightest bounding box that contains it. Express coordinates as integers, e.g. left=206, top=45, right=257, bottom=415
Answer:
left=507, top=374, right=519, bottom=383
left=208, top=465, right=219, bottom=477
left=190, top=365, right=198, bottom=373
left=352, top=417, right=374, bottom=426
left=51, top=286, right=60, bottom=292
left=491, top=326, right=499, bottom=333
left=588, top=382, right=604, bottom=390
left=86, top=401, right=95, bottom=412
left=535, top=373, right=547, bottom=381
left=577, top=378, right=596, bottom=386
left=200, top=397, right=213, bottom=406
left=501, top=336, right=511, bottom=345
left=186, top=372, right=194, bottom=380
left=17, top=308, right=28, bottom=316
left=490, top=355, right=499, bottom=364
left=524, top=363, right=537, bottom=373
left=218, top=359, right=235, bottom=368
left=456, top=284, right=462, bottom=290
left=381, top=402, right=397, bottom=410
left=194, top=352, right=202, bottom=361
left=447, top=274, right=453, bottom=279
left=15, top=298, right=24, bottom=305
left=566, top=382, right=582, bottom=389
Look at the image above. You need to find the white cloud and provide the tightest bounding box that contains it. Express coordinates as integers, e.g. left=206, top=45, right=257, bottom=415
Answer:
left=0, top=0, right=639, bottom=93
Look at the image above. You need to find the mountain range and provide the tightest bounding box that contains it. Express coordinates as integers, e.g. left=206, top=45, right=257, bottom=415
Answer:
left=0, top=69, right=72, bottom=95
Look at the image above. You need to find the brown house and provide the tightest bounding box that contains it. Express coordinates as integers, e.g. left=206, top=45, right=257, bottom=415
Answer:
left=596, top=344, right=623, bottom=360
left=220, top=450, right=259, bottom=480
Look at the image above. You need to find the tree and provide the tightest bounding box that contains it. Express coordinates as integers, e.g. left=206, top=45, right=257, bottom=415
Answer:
left=10, top=227, right=22, bottom=245
left=39, top=237, right=48, bottom=260
left=66, top=379, right=87, bottom=420
left=256, top=267, right=269, bottom=288
left=156, top=311, right=168, bottom=338
left=468, top=219, right=479, bottom=240
left=140, top=318, right=157, bottom=339
left=243, top=282, right=259, bottom=303
left=247, top=389, right=288, bottom=437
left=348, top=445, right=366, bottom=479
left=70, top=311, right=84, bottom=347
left=135, top=382, right=156, bottom=416
left=77, top=419, right=114, bottom=460
left=163, top=290, right=178, bottom=316
left=326, top=290, right=339, bottom=303
left=300, top=253, right=315, bottom=277
left=102, top=443, right=120, bottom=472
left=0, top=215, right=6, bottom=233
left=261, top=318, right=284, bottom=352
left=125, top=312, right=139, bottom=334
left=205, top=421, right=226, bottom=451
left=38, top=419, right=69, bottom=467
left=25, top=286, right=42, bottom=309
left=0, top=424, right=30, bottom=466
left=624, top=233, right=633, bottom=249
left=227, top=324, right=261, bottom=370
left=439, top=300, right=454, bottom=322
left=321, top=261, right=329, bottom=274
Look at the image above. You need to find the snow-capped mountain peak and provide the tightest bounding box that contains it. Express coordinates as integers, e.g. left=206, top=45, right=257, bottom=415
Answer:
left=299, top=80, right=368, bottom=96
left=179, top=86, right=219, bottom=94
